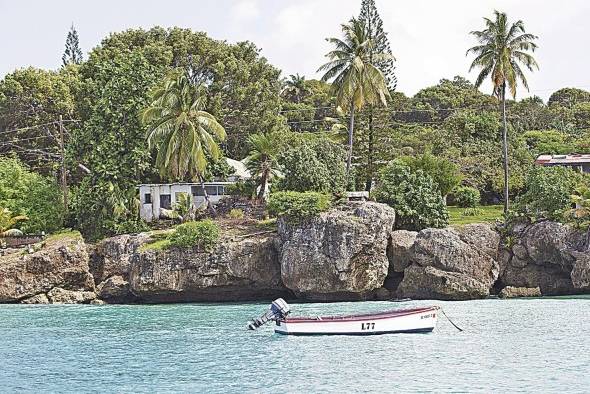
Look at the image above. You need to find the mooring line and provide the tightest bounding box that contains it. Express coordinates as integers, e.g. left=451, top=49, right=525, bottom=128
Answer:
left=440, top=308, right=464, bottom=332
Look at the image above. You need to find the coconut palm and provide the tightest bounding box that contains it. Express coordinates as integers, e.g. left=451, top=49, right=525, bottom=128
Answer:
left=141, top=70, right=226, bottom=210
left=246, top=133, right=280, bottom=202
left=467, top=10, right=539, bottom=213
left=283, top=74, right=307, bottom=103
left=318, top=17, right=391, bottom=178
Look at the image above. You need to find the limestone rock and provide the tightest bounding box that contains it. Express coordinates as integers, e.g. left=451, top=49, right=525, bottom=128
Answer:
left=21, top=293, right=49, bottom=304
left=0, top=234, right=94, bottom=302
left=277, top=202, right=395, bottom=300
left=499, top=286, right=541, bottom=298
left=90, top=299, right=106, bottom=305
left=571, top=252, right=590, bottom=291
left=89, top=233, right=150, bottom=283
left=398, top=265, right=490, bottom=300
left=129, top=233, right=287, bottom=302
left=97, top=275, right=135, bottom=303
left=388, top=230, right=417, bottom=273
left=47, top=287, right=96, bottom=304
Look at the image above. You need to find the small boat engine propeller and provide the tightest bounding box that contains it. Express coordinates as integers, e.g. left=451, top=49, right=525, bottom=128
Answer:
left=247, top=298, right=291, bottom=330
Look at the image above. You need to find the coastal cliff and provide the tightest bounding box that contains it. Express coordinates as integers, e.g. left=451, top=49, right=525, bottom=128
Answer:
left=1, top=202, right=590, bottom=304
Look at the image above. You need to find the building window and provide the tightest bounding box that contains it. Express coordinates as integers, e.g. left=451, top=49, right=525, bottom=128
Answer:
left=160, top=194, right=171, bottom=209
left=218, top=186, right=225, bottom=195
left=144, top=193, right=152, bottom=204
left=205, top=185, right=218, bottom=196
left=191, top=186, right=205, bottom=196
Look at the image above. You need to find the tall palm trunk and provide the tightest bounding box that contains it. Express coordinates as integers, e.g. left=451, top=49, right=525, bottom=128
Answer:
left=347, top=102, right=356, bottom=180
left=501, top=82, right=509, bottom=214
left=366, top=107, right=374, bottom=191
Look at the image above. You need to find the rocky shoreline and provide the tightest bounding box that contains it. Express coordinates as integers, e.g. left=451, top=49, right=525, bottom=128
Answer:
left=1, top=202, right=589, bottom=304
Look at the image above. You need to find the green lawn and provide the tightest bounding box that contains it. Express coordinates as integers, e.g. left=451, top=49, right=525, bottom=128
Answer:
left=448, top=205, right=504, bottom=226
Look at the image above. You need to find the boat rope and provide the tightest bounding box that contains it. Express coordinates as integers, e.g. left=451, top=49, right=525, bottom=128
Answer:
left=440, top=308, right=464, bottom=332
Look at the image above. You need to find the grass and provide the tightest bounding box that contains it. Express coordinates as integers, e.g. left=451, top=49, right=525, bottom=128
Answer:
left=45, top=230, right=82, bottom=243
left=448, top=205, right=504, bottom=226
left=138, top=238, right=171, bottom=252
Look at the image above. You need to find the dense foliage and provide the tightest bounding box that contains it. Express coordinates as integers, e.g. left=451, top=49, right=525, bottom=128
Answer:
left=278, top=137, right=347, bottom=194
left=374, top=160, right=449, bottom=230
left=167, top=220, right=220, bottom=250
left=453, top=186, right=481, bottom=208
left=267, top=191, right=332, bottom=221
left=515, top=166, right=582, bottom=221
left=400, top=153, right=462, bottom=197
left=0, top=157, right=63, bottom=233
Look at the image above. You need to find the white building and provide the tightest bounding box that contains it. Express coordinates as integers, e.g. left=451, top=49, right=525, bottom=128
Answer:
left=139, top=158, right=251, bottom=222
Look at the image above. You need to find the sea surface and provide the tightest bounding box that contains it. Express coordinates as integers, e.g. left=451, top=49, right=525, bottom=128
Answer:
left=0, top=297, right=589, bottom=393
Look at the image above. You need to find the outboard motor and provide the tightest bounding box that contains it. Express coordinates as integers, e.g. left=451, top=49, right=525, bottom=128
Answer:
left=247, top=298, right=291, bottom=330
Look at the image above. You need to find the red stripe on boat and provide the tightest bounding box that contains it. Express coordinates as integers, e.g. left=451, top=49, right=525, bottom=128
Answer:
left=282, top=307, right=437, bottom=324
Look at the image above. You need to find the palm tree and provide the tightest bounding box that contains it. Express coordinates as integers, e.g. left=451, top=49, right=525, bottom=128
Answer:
left=283, top=74, right=307, bottom=103
left=245, top=133, right=279, bottom=202
left=467, top=10, right=538, bottom=213
left=141, top=70, right=226, bottom=210
left=318, top=17, right=391, bottom=178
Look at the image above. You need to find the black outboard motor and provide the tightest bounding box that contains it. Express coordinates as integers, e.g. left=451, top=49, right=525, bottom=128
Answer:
left=247, top=298, right=291, bottom=330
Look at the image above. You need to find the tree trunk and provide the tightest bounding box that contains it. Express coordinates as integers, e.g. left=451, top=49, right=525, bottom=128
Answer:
left=347, top=103, right=356, bottom=182
left=257, top=167, right=268, bottom=202
left=199, top=175, right=216, bottom=216
left=366, top=107, right=374, bottom=191
left=501, top=83, right=509, bottom=214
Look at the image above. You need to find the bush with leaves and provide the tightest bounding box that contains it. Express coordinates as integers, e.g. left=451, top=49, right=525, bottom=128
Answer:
left=453, top=186, right=481, bottom=208
left=515, top=166, right=582, bottom=221
left=267, top=191, right=331, bottom=221
left=400, top=153, right=462, bottom=197
left=374, top=160, right=448, bottom=231
left=277, top=136, right=347, bottom=194
left=228, top=208, right=245, bottom=219
left=0, top=157, right=63, bottom=234
left=167, top=220, right=220, bottom=250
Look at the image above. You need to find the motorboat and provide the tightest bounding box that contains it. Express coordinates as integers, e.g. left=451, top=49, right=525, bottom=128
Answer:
left=247, top=299, right=439, bottom=336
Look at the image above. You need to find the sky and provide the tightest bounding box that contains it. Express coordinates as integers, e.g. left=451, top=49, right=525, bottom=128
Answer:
left=1, top=0, right=589, bottom=101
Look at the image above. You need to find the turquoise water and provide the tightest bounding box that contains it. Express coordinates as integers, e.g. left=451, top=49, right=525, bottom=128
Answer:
left=1, top=298, right=589, bottom=393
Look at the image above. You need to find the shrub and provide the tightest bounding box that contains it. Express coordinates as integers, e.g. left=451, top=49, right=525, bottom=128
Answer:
left=277, top=137, right=347, bottom=193
left=267, top=191, right=331, bottom=221
left=374, top=160, right=449, bottom=231
left=454, top=186, right=481, bottom=208
left=167, top=220, right=220, bottom=250
left=228, top=208, right=244, bottom=219
left=515, top=166, right=581, bottom=221
left=0, top=157, right=63, bottom=234
left=226, top=180, right=256, bottom=198
left=400, top=153, right=462, bottom=197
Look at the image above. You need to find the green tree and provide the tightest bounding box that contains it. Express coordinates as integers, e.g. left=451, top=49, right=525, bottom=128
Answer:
left=278, top=136, right=347, bottom=194
left=522, top=130, right=574, bottom=157
left=548, top=88, right=590, bottom=108
left=62, top=24, right=83, bottom=66
left=358, top=0, right=397, bottom=90
left=318, top=18, right=391, bottom=177
left=141, top=70, right=226, bottom=208
left=467, top=10, right=539, bottom=213
left=246, top=133, right=280, bottom=201
left=374, top=160, right=449, bottom=231
left=0, top=67, right=77, bottom=175
left=282, top=74, right=307, bottom=103
left=515, top=166, right=581, bottom=221
left=0, top=157, right=63, bottom=233
left=400, top=153, right=462, bottom=198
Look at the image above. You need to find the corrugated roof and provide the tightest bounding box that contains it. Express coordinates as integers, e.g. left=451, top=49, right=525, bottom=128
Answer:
left=535, top=154, right=590, bottom=165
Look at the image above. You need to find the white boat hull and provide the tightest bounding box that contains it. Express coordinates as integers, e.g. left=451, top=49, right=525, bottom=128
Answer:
left=274, top=307, right=438, bottom=336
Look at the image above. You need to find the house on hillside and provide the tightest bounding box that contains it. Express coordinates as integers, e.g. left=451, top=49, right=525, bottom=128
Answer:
left=139, top=158, right=251, bottom=222
left=535, top=154, right=590, bottom=173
